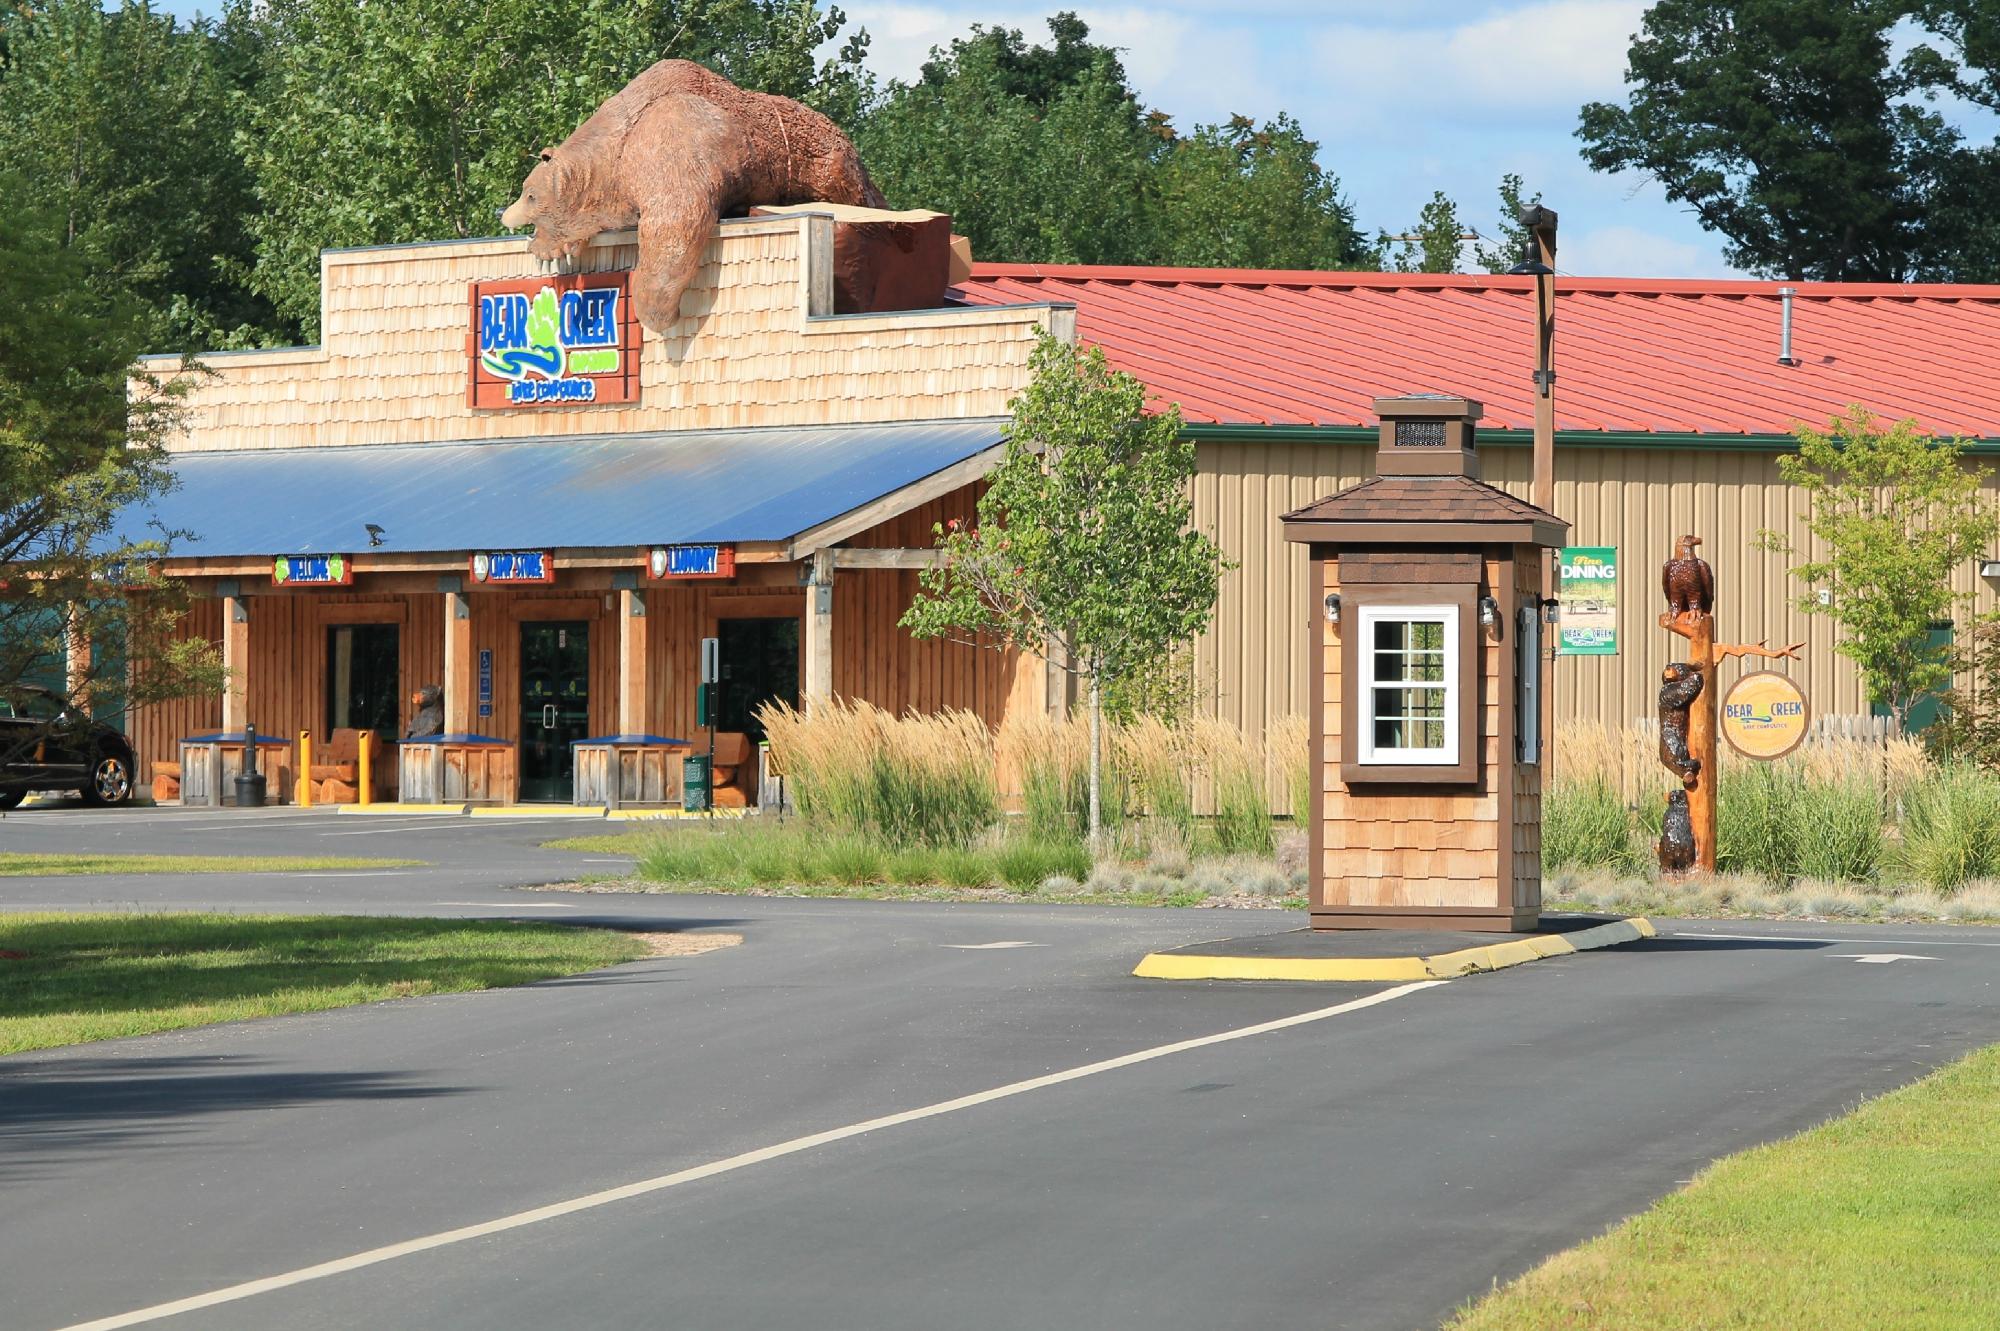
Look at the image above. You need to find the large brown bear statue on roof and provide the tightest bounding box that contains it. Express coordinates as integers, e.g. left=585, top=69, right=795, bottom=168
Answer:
left=499, top=60, right=885, bottom=332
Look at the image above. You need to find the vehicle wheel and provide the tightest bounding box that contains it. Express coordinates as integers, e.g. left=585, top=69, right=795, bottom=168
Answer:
left=0, top=790, right=22, bottom=810
left=81, top=753, right=134, bottom=806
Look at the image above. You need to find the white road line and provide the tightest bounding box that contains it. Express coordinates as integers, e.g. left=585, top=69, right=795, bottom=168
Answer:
left=942, top=941, right=1047, bottom=950
left=53, top=980, right=1447, bottom=1331
left=281, top=871, right=422, bottom=879
left=319, top=818, right=574, bottom=837
left=433, top=901, right=581, bottom=910
left=1672, top=928, right=2000, bottom=948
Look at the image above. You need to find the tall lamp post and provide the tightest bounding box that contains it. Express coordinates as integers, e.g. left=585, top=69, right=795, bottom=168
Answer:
left=1508, top=206, right=1559, bottom=779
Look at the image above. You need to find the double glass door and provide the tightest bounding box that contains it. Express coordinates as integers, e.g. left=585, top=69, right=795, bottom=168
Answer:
left=519, top=621, right=589, bottom=801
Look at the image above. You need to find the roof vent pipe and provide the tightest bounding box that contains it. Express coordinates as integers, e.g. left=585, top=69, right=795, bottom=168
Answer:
left=1778, top=286, right=1799, bottom=366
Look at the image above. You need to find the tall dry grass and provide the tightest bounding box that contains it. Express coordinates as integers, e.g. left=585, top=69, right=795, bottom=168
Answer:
left=759, top=699, right=996, bottom=847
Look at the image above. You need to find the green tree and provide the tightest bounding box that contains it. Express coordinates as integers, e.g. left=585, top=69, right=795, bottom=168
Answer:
left=902, top=333, right=1227, bottom=845
left=1381, top=191, right=1470, bottom=273
left=1578, top=0, right=1992, bottom=281
left=859, top=13, right=1368, bottom=271
left=0, top=0, right=278, bottom=348
left=857, top=15, right=1154, bottom=265
left=240, top=0, right=870, bottom=340
left=0, top=191, right=224, bottom=739
left=1473, top=173, right=1545, bottom=273
left=1152, top=113, right=1370, bottom=270
left=1757, top=407, right=1999, bottom=727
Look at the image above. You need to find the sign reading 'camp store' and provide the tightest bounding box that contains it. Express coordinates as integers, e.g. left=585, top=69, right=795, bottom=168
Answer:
left=1722, top=671, right=1811, bottom=759
left=469, top=272, right=640, bottom=409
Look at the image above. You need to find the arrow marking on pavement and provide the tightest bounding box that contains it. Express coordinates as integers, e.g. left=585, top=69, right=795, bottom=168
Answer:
left=942, top=941, right=1047, bottom=950
left=1840, top=953, right=1938, bottom=964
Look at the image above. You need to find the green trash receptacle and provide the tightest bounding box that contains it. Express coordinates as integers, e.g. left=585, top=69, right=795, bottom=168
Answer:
left=682, top=754, right=711, bottom=812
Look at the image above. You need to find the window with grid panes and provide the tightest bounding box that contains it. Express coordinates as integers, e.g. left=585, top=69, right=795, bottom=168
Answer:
left=1356, top=605, right=1459, bottom=765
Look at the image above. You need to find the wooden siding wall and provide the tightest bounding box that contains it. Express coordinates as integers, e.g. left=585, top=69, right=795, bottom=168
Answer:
left=1196, top=437, right=2000, bottom=749
left=1317, top=555, right=1510, bottom=912
left=639, top=485, right=1026, bottom=737
left=141, top=218, right=1058, bottom=454
left=130, top=597, right=223, bottom=776
left=467, top=590, right=617, bottom=744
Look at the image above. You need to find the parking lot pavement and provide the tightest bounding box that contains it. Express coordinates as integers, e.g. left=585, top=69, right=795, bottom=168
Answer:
left=0, top=802, right=648, bottom=908
left=2, top=857, right=1996, bottom=1331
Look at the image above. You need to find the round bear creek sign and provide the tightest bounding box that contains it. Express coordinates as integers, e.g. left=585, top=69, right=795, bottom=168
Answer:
left=1721, top=671, right=1811, bottom=759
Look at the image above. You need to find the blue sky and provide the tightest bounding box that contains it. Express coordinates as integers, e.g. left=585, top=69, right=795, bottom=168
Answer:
left=160, top=0, right=1998, bottom=281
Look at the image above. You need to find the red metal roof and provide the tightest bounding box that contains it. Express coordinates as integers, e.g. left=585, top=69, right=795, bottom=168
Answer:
left=952, top=264, right=2000, bottom=438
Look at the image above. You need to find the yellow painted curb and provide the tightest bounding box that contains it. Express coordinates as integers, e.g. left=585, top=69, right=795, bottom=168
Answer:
left=605, top=807, right=752, bottom=822
left=334, top=803, right=468, bottom=816
left=1132, top=917, right=1657, bottom=982
left=470, top=805, right=606, bottom=818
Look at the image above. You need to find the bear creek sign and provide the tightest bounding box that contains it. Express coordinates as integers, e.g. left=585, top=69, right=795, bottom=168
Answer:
left=468, top=272, right=640, bottom=409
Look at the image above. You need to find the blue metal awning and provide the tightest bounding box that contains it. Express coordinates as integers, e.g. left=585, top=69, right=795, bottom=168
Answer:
left=115, top=419, right=1007, bottom=558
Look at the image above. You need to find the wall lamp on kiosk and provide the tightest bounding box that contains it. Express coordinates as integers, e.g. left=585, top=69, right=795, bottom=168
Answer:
left=1323, top=592, right=1341, bottom=627
left=1478, top=594, right=1504, bottom=640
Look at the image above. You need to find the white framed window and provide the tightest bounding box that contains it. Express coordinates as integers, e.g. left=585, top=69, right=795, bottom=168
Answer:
left=1357, top=605, right=1460, bottom=766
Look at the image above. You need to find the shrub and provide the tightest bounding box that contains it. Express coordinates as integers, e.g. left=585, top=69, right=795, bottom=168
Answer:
left=638, top=831, right=725, bottom=883
left=1899, top=765, right=2000, bottom=892
left=1192, top=716, right=1272, bottom=855
left=807, top=835, right=884, bottom=886
left=1118, top=715, right=1193, bottom=847
left=1718, top=764, right=1797, bottom=881
left=1267, top=714, right=1312, bottom=830
left=1543, top=780, right=1631, bottom=871
left=760, top=700, right=998, bottom=848
left=1789, top=779, right=1882, bottom=883
left=994, top=838, right=1091, bottom=890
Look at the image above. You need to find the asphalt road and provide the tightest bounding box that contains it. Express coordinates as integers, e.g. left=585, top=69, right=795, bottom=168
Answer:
left=3, top=805, right=1998, bottom=1330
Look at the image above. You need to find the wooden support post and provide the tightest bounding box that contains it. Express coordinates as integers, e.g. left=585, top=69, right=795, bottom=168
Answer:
left=221, top=591, right=249, bottom=733
left=804, top=550, right=834, bottom=713
left=443, top=589, right=472, bottom=734
left=618, top=587, right=648, bottom=735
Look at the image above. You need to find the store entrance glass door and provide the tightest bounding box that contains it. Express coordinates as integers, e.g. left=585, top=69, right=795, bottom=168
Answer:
left=519, top=621, right=589, bottom=801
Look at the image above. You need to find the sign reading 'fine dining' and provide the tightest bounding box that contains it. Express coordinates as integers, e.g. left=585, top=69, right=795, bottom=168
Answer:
left=468, top=272, right=640, bottom=409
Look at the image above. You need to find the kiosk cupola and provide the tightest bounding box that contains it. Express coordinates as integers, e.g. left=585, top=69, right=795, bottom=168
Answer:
left=1374, top=394, right=1482, bottom=480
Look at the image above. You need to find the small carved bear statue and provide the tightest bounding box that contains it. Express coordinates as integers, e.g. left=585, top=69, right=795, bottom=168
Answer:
left=1657, top=662, right=1704, bottom=789
left=1658, top=788, right=1697, bottom=873
left=406, top=685, right=444, bottom=739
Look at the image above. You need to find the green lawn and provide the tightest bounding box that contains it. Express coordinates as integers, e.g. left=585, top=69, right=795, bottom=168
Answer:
left=0, top=913, right=647, bottom=1054
left=542, top=826, right=1304, bottom=908
left=1449, top=1043, right=2000, bottom=1330
left=0, top=852, right=422, bottom=876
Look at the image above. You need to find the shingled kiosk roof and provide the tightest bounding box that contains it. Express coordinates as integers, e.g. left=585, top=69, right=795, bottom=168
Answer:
left=1280, top=395, right=1569, bottom=547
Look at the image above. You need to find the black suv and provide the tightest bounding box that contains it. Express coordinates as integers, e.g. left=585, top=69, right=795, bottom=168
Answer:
left=0, top=685, right=137, bottom=808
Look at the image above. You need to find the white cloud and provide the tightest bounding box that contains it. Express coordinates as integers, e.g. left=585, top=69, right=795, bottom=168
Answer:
left=1559, top=223, right=1738, bottom=279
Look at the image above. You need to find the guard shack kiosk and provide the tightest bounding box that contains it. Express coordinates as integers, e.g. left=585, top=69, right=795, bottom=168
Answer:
left=1282, top=396, right=1567, bottom=932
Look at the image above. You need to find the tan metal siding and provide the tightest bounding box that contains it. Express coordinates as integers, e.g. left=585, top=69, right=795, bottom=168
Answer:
left=1194, top=436, right=2000, bottom=748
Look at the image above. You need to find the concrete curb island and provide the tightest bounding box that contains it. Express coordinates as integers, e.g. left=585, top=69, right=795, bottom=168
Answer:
left=1133, top=917, right=1658, bottom=982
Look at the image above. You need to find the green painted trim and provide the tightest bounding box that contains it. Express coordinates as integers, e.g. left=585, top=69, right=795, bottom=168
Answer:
left=1186, top=424, right=2000, bottom=455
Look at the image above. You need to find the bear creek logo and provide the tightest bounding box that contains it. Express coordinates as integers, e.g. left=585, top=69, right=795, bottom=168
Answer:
left=468, top=272, right=639, bottom=409
left=1721, top=671, right=1811, bottom=760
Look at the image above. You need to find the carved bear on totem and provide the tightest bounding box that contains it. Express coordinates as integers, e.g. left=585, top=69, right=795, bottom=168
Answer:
left=500, top=60, right=886, bottom=333
left=1657, top=662, right=1703, bottom=789
left=1658, top=788, right=1697, bottom=873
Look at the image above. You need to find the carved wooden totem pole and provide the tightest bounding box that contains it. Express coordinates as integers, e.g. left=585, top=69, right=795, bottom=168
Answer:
left=1656, top=535, right=1803, bottom=873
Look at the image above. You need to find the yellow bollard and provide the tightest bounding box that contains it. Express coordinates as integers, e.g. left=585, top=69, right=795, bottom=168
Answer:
left=357, top=731, right=372, bottom=808
left=297, top=730, right=313, bottom=807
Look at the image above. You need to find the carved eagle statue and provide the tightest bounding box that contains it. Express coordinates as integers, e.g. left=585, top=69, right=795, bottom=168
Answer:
left=1662, top=534, right=1715, bottom=617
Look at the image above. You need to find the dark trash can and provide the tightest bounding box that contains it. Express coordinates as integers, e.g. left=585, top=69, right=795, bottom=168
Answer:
left=235, top=725, right=267, bottom=808
left=682, top=754, right=710, bottom=813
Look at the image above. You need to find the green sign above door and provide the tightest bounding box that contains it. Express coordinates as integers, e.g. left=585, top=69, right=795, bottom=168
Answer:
left=1558, top=546, right=1618, bottom=655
